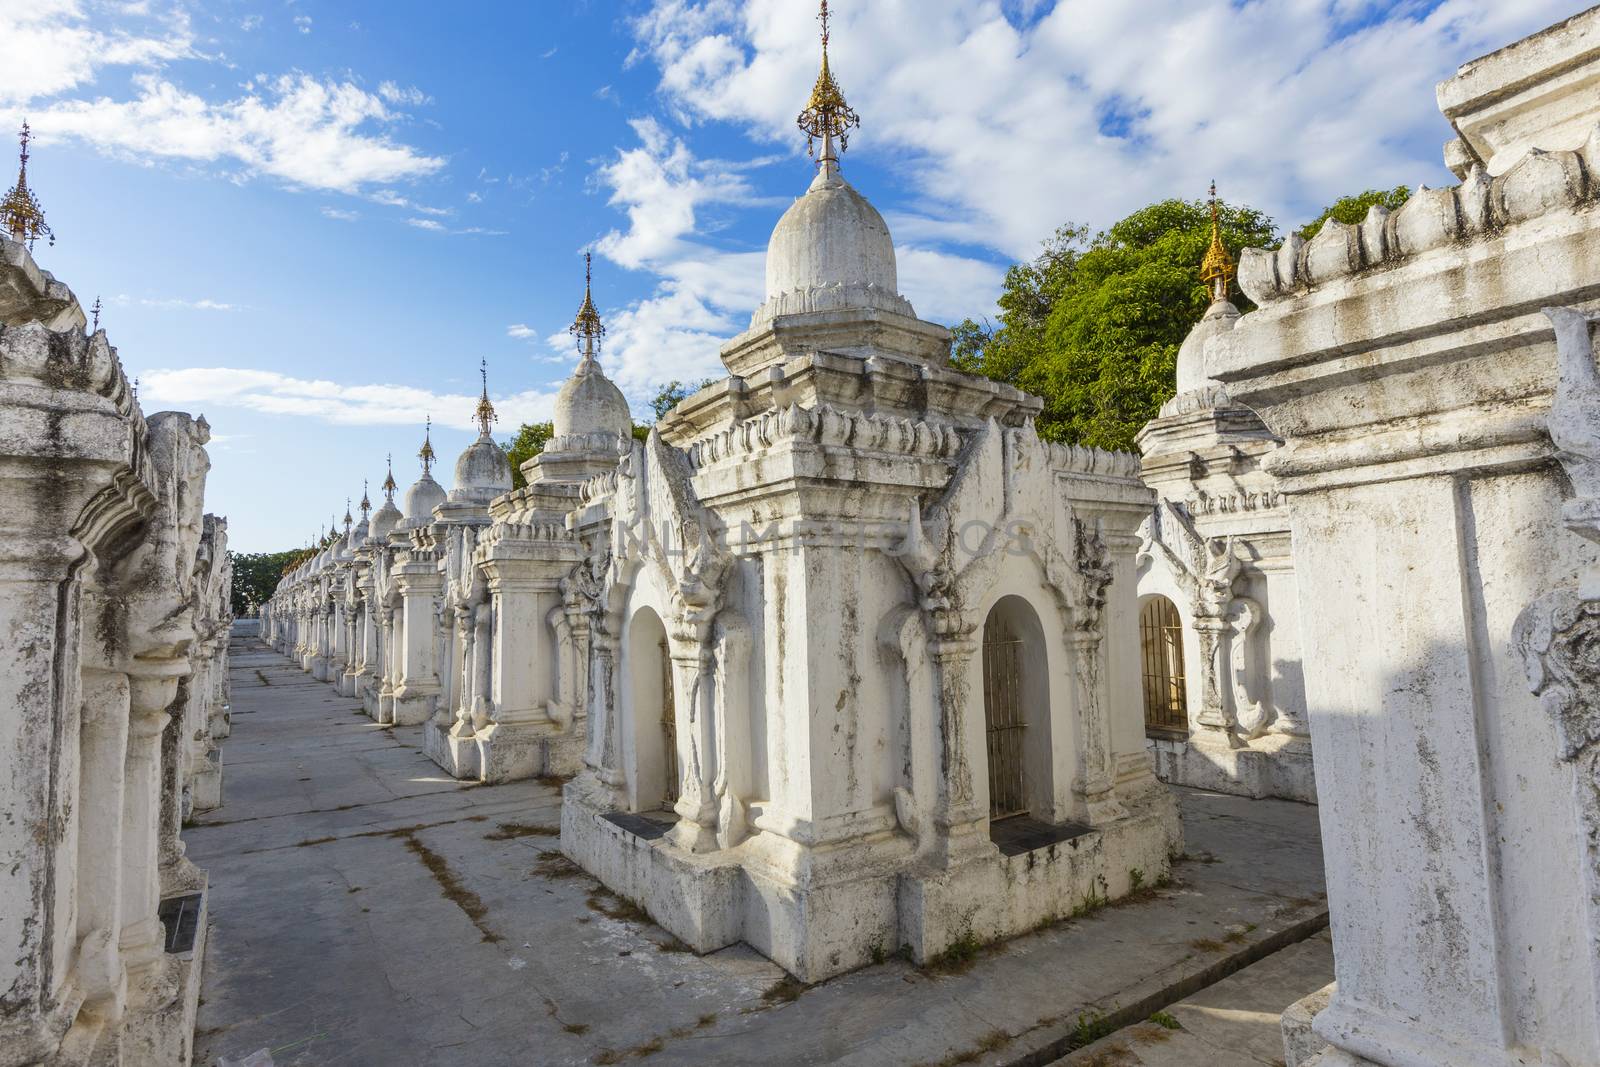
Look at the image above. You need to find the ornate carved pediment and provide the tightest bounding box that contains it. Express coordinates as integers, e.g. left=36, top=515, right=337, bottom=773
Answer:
left=891, top=419, right=1094, bottom=638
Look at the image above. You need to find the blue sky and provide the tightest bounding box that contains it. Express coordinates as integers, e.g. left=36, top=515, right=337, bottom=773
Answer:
left=1, top=0, right=1578, bottom=551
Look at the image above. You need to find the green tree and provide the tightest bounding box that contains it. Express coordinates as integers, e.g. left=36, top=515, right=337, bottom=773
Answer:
left=502, top=421, right=554, bottom=490
left=650, top=379, right=717, bottom=422
left=955, top=187, right=1412, bottom=453
left=956, top=200, right=1276, bottom=451
left=229, top=549, right=304, bottom=616
left=1297, top=186, right=1410, bottom=240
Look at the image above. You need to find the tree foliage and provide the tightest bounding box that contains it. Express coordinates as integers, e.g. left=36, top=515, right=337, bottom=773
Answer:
left=954, top=201, right=1276, bottom=451
left=955, top=188, right=1412, bottom=453
left=502, top=421, right=554, bottom=490
left=229, top=550, right=303, bottom=616
left=650, top=378, right=717, bottom=421
left=1297, top=186, right=1410, bottom=240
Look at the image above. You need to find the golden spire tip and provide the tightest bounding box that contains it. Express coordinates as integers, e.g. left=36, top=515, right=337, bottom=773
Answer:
left=1199, top=179, right=1235, bottom=303
left=797, top=0, right=860, bottom=165
left=3, top=120, right=54, bottom=251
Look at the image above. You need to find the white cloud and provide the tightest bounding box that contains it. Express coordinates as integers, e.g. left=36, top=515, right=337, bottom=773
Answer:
left=114, top=293, right=244, bottom=311
left=406, top=217, right=508, bottom=236
left=321, top=206, right=359, bottom=221
left=293, top=14, right=311, bottom=34
left=586, top=121, right=777, bottom=395
left=369, top=189, right=451, bottom=215
left=574, top=0, right=1582, bottom=399
left=0, top=0, right=196, bottom=105
left=625, top=0, right=1580, bottom=257
left=15, top=72, right=445, bottom=193
left=240, top=14, right=262, bottom=31
left=140, top=367, right=561, bottom=430
left=506, top=324, right=538, bottom=340
left=377, top=81, right=431, bottom=107
left=895, top=246, right=1005, bottom=326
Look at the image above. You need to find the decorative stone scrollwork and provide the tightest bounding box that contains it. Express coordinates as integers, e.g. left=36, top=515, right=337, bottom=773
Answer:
left=1073, top=517, right=1113, bottom=635
left=685, top=400, right=964, bottom=472
left=1516, top=591, right=1600, bottom=763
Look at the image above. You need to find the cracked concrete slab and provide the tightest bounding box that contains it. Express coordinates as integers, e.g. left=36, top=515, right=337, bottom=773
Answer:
left=190, top=639, right=1328, bottom=1067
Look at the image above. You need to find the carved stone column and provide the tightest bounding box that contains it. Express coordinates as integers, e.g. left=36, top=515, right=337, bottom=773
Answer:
left=74, top=667, right=131, bottom=1021
left=471, top=602, right=493, bottom=731
left=120, top=673, right=176, bottom=1002
left=452, top=605, right=475, bottom=735
left=925, top=632, right=989, bottom=853
left=587, top=626, right=624, bottom=788
left=666, top=631, right=719, bottom=854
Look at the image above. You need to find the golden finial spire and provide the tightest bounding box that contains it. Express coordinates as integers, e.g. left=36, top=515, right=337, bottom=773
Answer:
left=382, top=453, right=398, bottom=499
left=359, top=481, right=371, bottom=517
left=2, top=122, right=54, bottom=250
left=570, top=251, right=605, bottom=364
left=1199, top=180, right=1235, bottom=303
left=419, top=415, right=436, bottom=475
left=343, top=499, right=353, bottom=527
left=474, top=358, right=498, bottom=436
left=90, top=296, right=102, bottom=332
left=797, top=1, right=860, bottom=166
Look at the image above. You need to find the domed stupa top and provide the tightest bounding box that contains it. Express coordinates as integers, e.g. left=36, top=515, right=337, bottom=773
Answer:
left=369, top=454, right=404, bottom=540
left=449, top=361, right=513, bottom=504
left=1175, top=182, right=1241, bottom=397
left=553, top=253, right=631, bottom=442
left=402, top=418, right=448, bottom=526
left=752, top=3, right=913, bottom=328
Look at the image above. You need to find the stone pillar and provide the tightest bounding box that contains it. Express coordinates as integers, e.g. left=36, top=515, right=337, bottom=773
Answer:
left=392, top=564, right=441, bottom=725
left=1208, top=25, right=1600, bottom=1060
left=75, top=667, right=131, bottom=1019
left=666, top=635, right=719, bottom=854
left=926, top=633, right=989, bottom=855
left=357, top=599, right=378, bottom=697
left=586, top=627, right=624, bottom=788
left=375, top=606, right=397, bottom=724
left=119, top=674, right=176, bottom=1001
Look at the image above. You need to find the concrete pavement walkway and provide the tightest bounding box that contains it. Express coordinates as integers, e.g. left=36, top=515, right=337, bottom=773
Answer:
left=189, top=638, right=1329, bottom=1067
left=1052, top=931, right=1333, bottom=1066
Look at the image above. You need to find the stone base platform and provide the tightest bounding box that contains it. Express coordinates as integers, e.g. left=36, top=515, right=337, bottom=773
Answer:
left=190, top=748, right=223, bottom=813
left=422, top=717, right=586, bottom=784
left=562, top=776, right=1183, bottom=982
left=1149, top=731, right=1316, bottom=804
left=1283, top=980, right=1334, bottom=1066
left=119, top=883, right=208, bottom=1067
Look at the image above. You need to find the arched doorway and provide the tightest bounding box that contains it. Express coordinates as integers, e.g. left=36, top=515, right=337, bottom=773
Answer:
left=981, top=596, right=1048, bottom=822
left=628, top=607, right=678, bottom=810
left=1139, top=596, right=1188, bottom=737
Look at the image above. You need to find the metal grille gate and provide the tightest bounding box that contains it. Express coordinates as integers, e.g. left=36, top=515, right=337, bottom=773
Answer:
left=660, top=638, right=679, bottom=806
left=982, top=618, right=1028, bottom=821
left=1139, top=597, right=1188, bottom=736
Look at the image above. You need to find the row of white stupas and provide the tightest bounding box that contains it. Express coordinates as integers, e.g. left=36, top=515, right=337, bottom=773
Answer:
left=264, top=7, right=1181, bottom=984
left=265, top=7, right=1600, bottom=1066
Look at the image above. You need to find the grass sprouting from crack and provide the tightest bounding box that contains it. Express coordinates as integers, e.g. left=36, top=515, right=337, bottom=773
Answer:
left=395, top=830, right=500, bottom=943
left=484, top=821, right=559, bottom=841
left=761, top=976, right=806, bottom=1005
left=532, top=851, right=587, bottom=880
left=586, top=886, right=650, bottom=924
